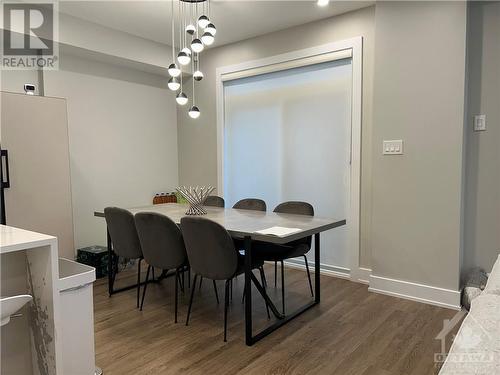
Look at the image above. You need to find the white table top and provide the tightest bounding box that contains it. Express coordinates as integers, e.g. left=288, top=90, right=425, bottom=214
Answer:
left=95, top=203, right=345, bottom=244
left=0, top=225, right=56, bottom=254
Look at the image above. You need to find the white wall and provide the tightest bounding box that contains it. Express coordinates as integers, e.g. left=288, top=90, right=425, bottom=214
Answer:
left=370, top=1, right=467, bottom=297
left=1, top=53, right=179, bottom=252
left=178, top=6, right=376, bottom=269
left=463, top=1, right=500, bottom=273
left=44, top=54, right=178, bottom=250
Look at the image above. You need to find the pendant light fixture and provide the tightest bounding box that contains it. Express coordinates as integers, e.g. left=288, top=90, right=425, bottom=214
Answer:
left=205, top=23, right=216, bottom=36
left=176, top=69, right=188, bottom=105
left=189, top=51, right=201, bottom=119
left=168, top=0, right=217, bottom=119
left=201, top=31, right=214, bottom=46
left=168, top=77, right=180, bottom=91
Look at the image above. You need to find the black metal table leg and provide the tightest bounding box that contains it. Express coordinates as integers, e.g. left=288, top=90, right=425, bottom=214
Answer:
left=244, top=233, right=321, bottom=346
left=315, top=233, right=320, bottom=303
left=107, top=229, right=113, bottom=296
left=244, top=236, right=253, bottom=346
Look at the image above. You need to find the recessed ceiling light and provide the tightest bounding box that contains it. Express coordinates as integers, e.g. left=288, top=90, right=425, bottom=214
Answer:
left=317, top=0, right=329, bottom=6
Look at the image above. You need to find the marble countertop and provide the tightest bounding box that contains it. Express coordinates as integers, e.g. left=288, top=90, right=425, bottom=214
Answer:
left=0, top=225, right=56, bottom=254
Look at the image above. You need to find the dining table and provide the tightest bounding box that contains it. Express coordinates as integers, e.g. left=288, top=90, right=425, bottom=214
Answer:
left=94, top=203, right=345, bottom=346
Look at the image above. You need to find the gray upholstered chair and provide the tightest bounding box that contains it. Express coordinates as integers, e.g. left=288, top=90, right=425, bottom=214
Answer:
left=134, top=212, right=188, bottom=323
left=104, top=207, right=144, bottom=308
left=233, top=198, right=266, bottom=211
left=181, top=217, right=266, bottom=342
left=232, top=198, right=268, bottom=292
left=204, top=195, right=225, bottom=208
left=253, top=201, right=315, bottom=314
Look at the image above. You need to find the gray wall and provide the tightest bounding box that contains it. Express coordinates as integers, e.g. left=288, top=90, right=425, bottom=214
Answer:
left=177, top=6, right=376, bottom=268
left=1, top=53, right=179, bottom=252
left=371, top=1, right=466, bottom=290
left=463, top=1, right=500, bottom=272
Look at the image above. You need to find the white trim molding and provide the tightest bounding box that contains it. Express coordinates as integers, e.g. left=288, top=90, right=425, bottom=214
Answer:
left=215, top=37, right=364, bottom=283
left=368, top=275, right=461, bottom=310
left=283, top=259, right=350, bottom=280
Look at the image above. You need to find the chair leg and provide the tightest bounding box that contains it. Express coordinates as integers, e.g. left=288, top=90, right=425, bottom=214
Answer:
left=303, top=255, right=314, bottom=297
left=188, top=267, right=191, bottom=289
left=274, top=261, right=278, bottom=287
left=281, top=260, right=285, bottom=314
left=186, top=274, right=198, bottom=326
left=140, top=265, right=151, bottom=311
left=258, top=267, right=270, bottom=319
left=152, top=267, right=155, bottom=282
left=111, top=254, right=119, bottom=291
left=178, top=271, right=185, bottom=293
left=137, top=259, right=142, bottom=309
left=213, top=280, right=220, bottom=304
left=260, top=266, right=267, bottom=288
left=199, top=276, right=203, bottom=291
left=182, top=269, right=185, bottom=291
left=224, top=280, right=230, bottom=342
left=230, top=279, right=233, bottom=302
left=174, top=268, right=179, bottom=323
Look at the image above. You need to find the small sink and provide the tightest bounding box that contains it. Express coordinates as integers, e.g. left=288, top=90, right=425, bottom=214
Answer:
left=0, top=295, right=32, bottom=326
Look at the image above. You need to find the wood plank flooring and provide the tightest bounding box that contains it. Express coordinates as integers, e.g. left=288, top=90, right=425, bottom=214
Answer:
left=93, top=265, right=460, bottom=375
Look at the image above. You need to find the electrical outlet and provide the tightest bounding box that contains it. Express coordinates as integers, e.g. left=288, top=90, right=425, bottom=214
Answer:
left=474, top=115, right=486, bottom=131
left=383, top=140, right=403, bottom=155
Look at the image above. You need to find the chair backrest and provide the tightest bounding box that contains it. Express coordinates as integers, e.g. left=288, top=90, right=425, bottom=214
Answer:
left=134, top=212, right=187, bottom=270
left=181, top=217, right=238, bottom=280
left=204, top=195, right=225, bottom=208
left=274, top=201, right=314, bottom=247
left=233, top=198, right=266, bottom=211
left=104, top=207, right=142, bottom=259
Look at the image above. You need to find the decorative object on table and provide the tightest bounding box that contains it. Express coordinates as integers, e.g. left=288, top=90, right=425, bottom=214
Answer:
left=176, top=185, right=215, bottom=215
left=174, top=191, right=189, bottom=204
left=167, top=0, right=217, bottom=119
left=77, top=246, right=109, bottom=278
left=153, top=192, right=177, bottom=205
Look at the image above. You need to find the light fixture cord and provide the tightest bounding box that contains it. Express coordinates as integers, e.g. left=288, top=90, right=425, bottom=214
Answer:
left=192, top=53, right=195, bottom=105
left=171, top=0, right=175, bottom=61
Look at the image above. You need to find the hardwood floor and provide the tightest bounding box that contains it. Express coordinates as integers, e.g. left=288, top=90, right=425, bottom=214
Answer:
left=93, top=265, right=459, bottom=375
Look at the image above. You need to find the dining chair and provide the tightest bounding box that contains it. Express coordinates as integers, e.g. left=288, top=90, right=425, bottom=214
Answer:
left=134, top=212, right=188, bottom=323
left=252, top=201, right=315, bottom=314
left=181, top=217, right=267, bottom=342
left=233, top=198, right=266, bottom=211
left=204, top=195, right=225, bottom=208
left=232, top=198, right=268, bottom=292
left=104, top=207, right=144, bottom=308
left=197, top=194, right=224, bottom=296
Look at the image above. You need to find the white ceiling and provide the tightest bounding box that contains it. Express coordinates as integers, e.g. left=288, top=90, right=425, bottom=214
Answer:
left=60, top=1, right=373, bottom=47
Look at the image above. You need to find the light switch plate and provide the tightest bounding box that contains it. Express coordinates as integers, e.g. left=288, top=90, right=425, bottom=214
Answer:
left=383, top=140, right=403, bottom=155
left=474, top=115, right=486, bottom=131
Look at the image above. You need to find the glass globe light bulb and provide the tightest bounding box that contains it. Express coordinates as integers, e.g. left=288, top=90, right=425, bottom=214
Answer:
left=197, top=15, right=210, bottom=29
left=188, top=106, right=201, bottom=119
left=176, top=92, right=188, bottom=105
left=205, top=23, right=216, bottom=36
left=193, top=70, right=204, bottom=81
left=185, top=24, right=196, bottom=35
left=191, top=38, right=204, bottom=53
left=201, top=32, right=214, bottom=46
left=167, top=77, right=180, bottom=91
left=177, top=51, right=191, bottom=66
left=168, top=63, right=181, bottom=78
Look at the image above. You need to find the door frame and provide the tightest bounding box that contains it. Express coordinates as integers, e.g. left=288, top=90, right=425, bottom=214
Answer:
left=215, top=37, right=363, bottom=282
